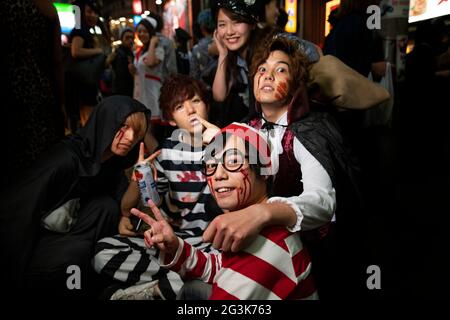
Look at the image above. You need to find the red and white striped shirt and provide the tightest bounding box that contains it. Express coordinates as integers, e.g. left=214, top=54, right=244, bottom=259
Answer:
left=160, top=226, right=318, bottom=300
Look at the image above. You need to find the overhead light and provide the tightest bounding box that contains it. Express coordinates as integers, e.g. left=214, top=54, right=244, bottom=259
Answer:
left=132, top=0, right=143, bottom=14
left=156, top=0, right=162, bottom=5
left=119, top=17, right=126, bottom=22
left=144, top=10, right=150, bottom=15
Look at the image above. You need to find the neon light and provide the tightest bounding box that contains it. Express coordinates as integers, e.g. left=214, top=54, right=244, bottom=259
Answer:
left=54, top=3, right=80, bottom=33
left=285, top=0, right=297, bottom=33
left=325, top=0, right=340, bottom=37
left=133, top=0, right=142, bottom=15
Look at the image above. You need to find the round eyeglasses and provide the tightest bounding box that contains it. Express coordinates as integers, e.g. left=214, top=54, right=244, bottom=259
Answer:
left=202, top=148, right=247, bottom=177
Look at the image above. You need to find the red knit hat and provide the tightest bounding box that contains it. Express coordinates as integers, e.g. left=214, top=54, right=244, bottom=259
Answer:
left=217, top=122, right=273, bottom=175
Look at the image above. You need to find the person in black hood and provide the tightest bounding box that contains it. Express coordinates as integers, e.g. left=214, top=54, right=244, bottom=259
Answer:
left=0, top=95, right=150, bottom=299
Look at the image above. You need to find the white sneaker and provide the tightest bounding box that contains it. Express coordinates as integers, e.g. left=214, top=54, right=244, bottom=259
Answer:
left=110, top=280, right=165, bottom=300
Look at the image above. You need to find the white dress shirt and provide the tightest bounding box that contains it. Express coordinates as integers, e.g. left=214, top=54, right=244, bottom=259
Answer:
left=262, top=112, right=336, bottom=232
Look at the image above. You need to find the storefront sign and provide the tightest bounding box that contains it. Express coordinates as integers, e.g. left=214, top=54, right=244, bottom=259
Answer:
left=409, top=0, right=450, bottom=23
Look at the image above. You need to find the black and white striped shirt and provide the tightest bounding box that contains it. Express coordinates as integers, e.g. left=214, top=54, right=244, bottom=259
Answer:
left=154, top=137, right=219, bottom=252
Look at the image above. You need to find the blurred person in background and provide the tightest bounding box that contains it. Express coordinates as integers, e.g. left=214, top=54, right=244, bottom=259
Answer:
left=257, top=0, right=280, bottom=28
left=323, top=0, right=386, bottom=79
left=133, top=17, right=166, bottom=146
left=69, top=0, right=106, bottom=127
left=277, top=7, right=289, bottom=30
left=174, top=27, right=192, bottom=75
left=322, top=0, right=387, bottom=143
left=107, top=28, right=135, bottom=97
left=148, top=12, right=178, bottom=80
left=190, top=9, right=215, bottom=80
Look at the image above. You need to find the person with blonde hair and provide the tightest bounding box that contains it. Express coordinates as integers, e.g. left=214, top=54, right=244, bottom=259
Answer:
left=0, top=96, right=150, bottom=298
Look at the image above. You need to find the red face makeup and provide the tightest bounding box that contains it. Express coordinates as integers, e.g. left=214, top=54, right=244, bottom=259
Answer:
left=206, top=136, right=267, bottom=212
left=254, top=50, right=292, bottom=109
left=235, top=168, right=252, bottom=209
left=274, top=81, right=288, bottom=101
left=110, top=114, right=146, bottom=156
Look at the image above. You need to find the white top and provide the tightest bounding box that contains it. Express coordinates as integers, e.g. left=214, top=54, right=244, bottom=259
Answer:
left=262, top=112, right=337, bottom=232
left=133, top=46, right=165, bottom=120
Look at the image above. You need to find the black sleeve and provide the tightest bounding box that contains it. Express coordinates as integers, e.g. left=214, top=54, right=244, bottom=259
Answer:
left=201, top=58, right=218, bottom=87
left=370, top=31, right=385, bottom=64
left=69, top=28, right=93, bottom=48
left=112, top=50, right=132, bottom=79
left=290, top=112, right=364, bottom=221
left=0, top=143, right=80, bottom=286
left=291, top=112, right=362, bottom=201
left=70, top=28, right=85, bottom=40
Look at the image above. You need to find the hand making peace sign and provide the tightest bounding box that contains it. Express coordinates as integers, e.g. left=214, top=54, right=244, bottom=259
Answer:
left=130, top=199, right=179, bottom=256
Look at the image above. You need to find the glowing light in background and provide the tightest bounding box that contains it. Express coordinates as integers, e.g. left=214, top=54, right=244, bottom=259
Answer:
left=133, top=0, right=143, bottom=14
left=285, top=0, right=297, bottom=33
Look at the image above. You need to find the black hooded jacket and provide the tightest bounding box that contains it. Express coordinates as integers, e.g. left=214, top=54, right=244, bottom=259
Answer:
left=289, top=111, right=363, bottom=223
left=0, top=95, right=149, bottom=289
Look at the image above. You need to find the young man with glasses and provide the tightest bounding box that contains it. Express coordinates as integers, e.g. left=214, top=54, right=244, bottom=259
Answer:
left=131, top=122, right=318, bottom=300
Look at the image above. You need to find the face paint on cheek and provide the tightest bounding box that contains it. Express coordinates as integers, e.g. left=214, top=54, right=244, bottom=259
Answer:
left=113, top=128, right=126, bottom=150
left=275, top=81, right=288, bottom=101
left=255, top=74, right=263, bottom=100
left=207, top=177, right=216, bottom=198
left=236, top=168, right=252, bottom=208
left=117, top=128, right=125, bottom=141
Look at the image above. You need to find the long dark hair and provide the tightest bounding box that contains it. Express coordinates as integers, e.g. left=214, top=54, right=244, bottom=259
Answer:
left=216, top=8, right=258, bottom=89
left=72, top=0, right=110, bottom=45
left=136, top=19, right=156, bottom=53
left=73, top=0, right=100, bottom=29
